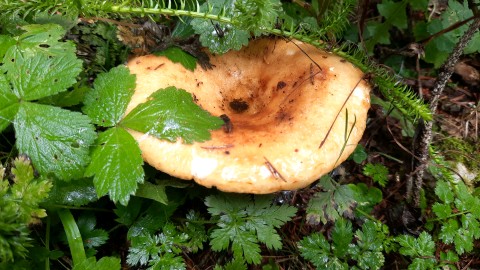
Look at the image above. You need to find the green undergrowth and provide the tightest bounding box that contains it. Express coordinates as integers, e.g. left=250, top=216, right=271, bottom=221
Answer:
left=1, top=0, right=480, bottom=269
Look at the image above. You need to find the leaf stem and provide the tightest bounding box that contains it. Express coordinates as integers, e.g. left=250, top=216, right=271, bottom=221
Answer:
left=57, top=209, right=86, bottom=266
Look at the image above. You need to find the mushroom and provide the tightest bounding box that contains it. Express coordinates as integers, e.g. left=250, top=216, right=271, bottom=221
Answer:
left=124, top=38, right=371, bottom=194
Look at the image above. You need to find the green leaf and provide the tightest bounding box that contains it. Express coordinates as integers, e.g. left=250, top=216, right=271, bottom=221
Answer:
left=127, top=224, right=188, bottom=269
left=377, top=0, right=407, bottom=30
left=349, top=183, right=383, bottom=215
left=85, top=127, right=144, bottom=205
left=191, top=0, right=250, bottom=54
left=353, top=221, right=387, bottom=269
left=306, top=176, right=356, bottom=224
left=121, top=86, right=223, bottom=144
left=14, top=102, right=96, bottom=180
left=396, top=232, right=435, bottom=257
left=3, top=50, right=82, bottom=100
left=439, top=218, right=458, bottom=244
left=0, top=74, right=19, bottom=132
left=205, top=194, right=295, bottom=264
left=432, top=202, right=452, bottom=219
left=364, top=21, right=391, bottom=52
left=180, top=210, right=208, bottom=253
left=58, top=209, right=86, bottom=266
left=40, top=84, right=91, bottom=107
left=298, top=232, right=348, bottom=270
left=0, top=35, right=16, bottom=59
left=76, top=213, right=109, bottom=249
left=0, top=156, right=52, bottom=262
left=73, top=256, right=121, bottom=270
left=125, top=201, right=178, bottom=239
left=350, top=144, right=367, bottom=164
left=331, top=218, right=353, bottom=258
left=434, top=180, right=454, bottom=204
left=363, top=163, right=389, bottom=187
left=46, top=178, right=98, bottom=206
left=83, top=66, right=136, bottom=127
left=154, top=47, right=197, bottom=71
left=234, top=0, right=282, bottom=36
left=453, top=214, right=480, bottom=254
left=135, top=181, right=168, bottom=205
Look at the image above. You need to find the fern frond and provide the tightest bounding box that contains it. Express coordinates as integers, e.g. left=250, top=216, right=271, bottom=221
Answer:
left=234, top=0, right=282, bottom=36
left=0, top=0, right=82, bottom=18
left=332, top=44, right=432, bottom=121
left=317, top=0, right=356, bottom=40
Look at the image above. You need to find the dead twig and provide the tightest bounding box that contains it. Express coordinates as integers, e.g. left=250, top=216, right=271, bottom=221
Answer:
left=408, top=17, right=480, bottom=206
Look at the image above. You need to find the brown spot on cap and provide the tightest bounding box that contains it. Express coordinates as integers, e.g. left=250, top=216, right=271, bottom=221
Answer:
left=229, top=99, right=249, bottom=113
left=276, top=81, right=287, bottom=90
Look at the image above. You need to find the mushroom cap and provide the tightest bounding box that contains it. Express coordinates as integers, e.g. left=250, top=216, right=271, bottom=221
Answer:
left=125, top=38, right=371, bottom=194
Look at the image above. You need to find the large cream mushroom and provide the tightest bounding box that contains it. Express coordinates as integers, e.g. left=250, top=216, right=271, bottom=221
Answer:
left=125, top=38, right=371, bottom=194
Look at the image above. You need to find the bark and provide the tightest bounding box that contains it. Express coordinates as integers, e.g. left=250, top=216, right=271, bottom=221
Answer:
left=408, top=17, right=480, bottom=206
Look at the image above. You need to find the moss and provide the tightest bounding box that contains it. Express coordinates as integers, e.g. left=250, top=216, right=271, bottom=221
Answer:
left=435, top=136, right=480, bottom=181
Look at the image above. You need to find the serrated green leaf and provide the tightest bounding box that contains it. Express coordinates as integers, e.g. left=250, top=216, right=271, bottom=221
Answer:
left=3, top=50, right=82, bottom=100
left=439, top=218, right=458, bottom=244
left=10, top=156, right=52, bottom=220
left=191, top=0, right=250, bottom=54
left=85, top=127, right=143, bottom=205
left=181, top=210, right=208, bottom=253
left=0, top=35, right=16, bottom=59
left=377, top=0, right=407, bottom=29
left=234, top=0, right=282, bottom=36
left=15, top=102, right=96, bottom=180
left=72, top=256, right=121, bottom=270
left=154, top=47, right=197, bottom=71
left=364, top=21, right=391, bottom=52
left=432, top=203, right=452, bottom=219
left=350, top=183, right=382, bottom=215
left=307, top=180, right=356, bottom=224
left=397, top=232, right=435, bottom=257
left=453, top=214, right=480, bottom=254
left=83, top=66, right=136, bottom=127
left=0, top=74, right=19, bottom=132
left=76, top=213, right=109, bottom=249
left=46, top=178, right=98, bottom=206
left=126, top=201, right=178, bottom=239
left=350, top=144, right=367, bottom=164
left=127, top=224, right=188, bottom=269
left=40, top=85, right=90, bottom=107
left=206, top=194, right=294, bottom=264
left=121, top=86, right=223, bottom=144
left=331, top=218, right=353, bottom=258
left=363, top=163, right=389, bottom=187
left=356, top=220, right=386, bottom=252
left=135, top=181, right=168, bottom=205
left=435, top=180, right=454, bottom=204
left=231, top=231, right=262, bottom=264
left=298, top=232, right=349, bottom=270
left=409, top=257, right=436, bottom=270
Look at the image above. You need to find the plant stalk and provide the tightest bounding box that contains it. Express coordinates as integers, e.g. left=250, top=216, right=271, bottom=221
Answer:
left=408, top=17, right=480, bottom=206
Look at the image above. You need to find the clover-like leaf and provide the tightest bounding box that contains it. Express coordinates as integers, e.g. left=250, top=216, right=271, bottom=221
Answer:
left=0, top=74, right=19, bottom=132
left=121, top=86, right=223, bottom=144
left=85, top=127, right=144, bottom=205
left=191, top=0, right=250, bottom=54
left=15, top=102, right=96, bottom=180
left=154, top=47, right=197, bottom=71
left=83, top=66, right=136, bottom=127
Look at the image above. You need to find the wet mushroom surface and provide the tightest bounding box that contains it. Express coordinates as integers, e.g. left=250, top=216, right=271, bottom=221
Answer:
left=124, top=38, right=371, bottom=193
